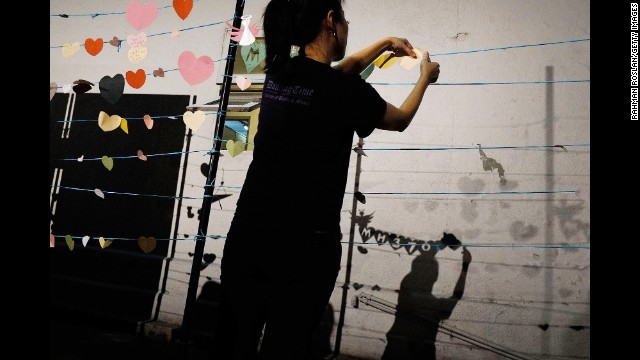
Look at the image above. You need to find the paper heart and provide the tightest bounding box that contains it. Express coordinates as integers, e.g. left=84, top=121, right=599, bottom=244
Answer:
left=120, top=118, right=129, bottom=134
left=85, top=38, right=104, bottom=56
left=125, top=0, right=158, bottom=31
left=77, top=155, right=84, bottom=162
left=240, top=42, right=267, bottom=73
left=126, top=32, right=147, bottom=48
left=173, top=0, right=193, bottom=20
left=128, top=47, right=148, bottom=64
left=109, top=36, right=121, bottom=47
left=235, top=76, right=251, bottom=90
left=65, top=235, right=75, bottom=251
left=72, top=79, right=93, bottom=94
left=171, top=29, right=180, bottom=38
left=360, top=62, right=375, bottom=80
left=99, top=74, right=125, bottom=104
left=62, top=84, right=72, bottom=93
left=152, top=68, right=165, bottom=77
left=183, top=110, right=205, bottom=132
left=102, top=156, right=114, bottom=171
left=178, top=51, right=214, bottom=85
left=138, top=236, right=157, bottom=254
left=50, top=82, right=57, bottom=101
left=143, top=115, right=154, bottom=129
left=95, top=188, right=105, bottom=199
left=373, top=53, right=396, bottom=69
left=98, top=111, right=122, bottom=132
left=50, top=234, right=55, bottom=247
left=62, top=42, right=80, bottom=58
left=137, top=150, right=148, bottom=161
left=226, top=139, right=245, bottom=157
left=82, top=236, right=90, bottom=247
left=126, top=69, right=146, bottom=89
left=99, top=236, right=112, bottom=249
left=399, top=48, right=422, bottom=70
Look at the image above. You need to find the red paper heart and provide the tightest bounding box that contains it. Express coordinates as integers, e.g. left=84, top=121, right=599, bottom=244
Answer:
left=85, top=38, right=104, bottom=56
left=126, top=69, right=146, bottom=89
left=173, top=0, right=193, bottom=20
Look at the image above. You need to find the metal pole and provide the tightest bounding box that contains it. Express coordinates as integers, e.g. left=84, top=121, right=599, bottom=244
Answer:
left=180, top=0, right=245, bottom=340
left=334, top=137, right=364, bottom=356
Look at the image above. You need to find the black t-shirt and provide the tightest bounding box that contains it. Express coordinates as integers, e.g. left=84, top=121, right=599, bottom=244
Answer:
left=232, top=56, right=387, bottom=231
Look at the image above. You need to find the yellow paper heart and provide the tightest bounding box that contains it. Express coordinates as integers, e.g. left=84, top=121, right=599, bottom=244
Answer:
left=226, top=140, right=245, bottom=157
left=120, top=118, right=129, bottom=134
left=99, top=236, right=112, bottom=249
left=399, top=48, right=423, bottom=70
left=183, top=110, right=205, bottom=132
left=373, top=53, right=397, bottom=69
left=98, top=111, right=122, bottom=132
left=138, top=236, right=157, bottom=254
left=62, top=42, right=80, bottom=58
left=128, top=47, right=148, bottom=64
left=102, top=156, right=114, bottom=171
left=65, top=235, right=75, bottom=251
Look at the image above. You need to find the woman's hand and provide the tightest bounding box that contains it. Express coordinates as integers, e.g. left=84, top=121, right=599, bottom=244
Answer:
left=386, top=37, right=416, bottom=58
left=421, top=51, right=440, bottom=83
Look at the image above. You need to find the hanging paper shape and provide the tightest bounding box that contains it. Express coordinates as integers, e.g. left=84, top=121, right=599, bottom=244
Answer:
left=98, top=111, right=122, bottom=132
left=82, top=236, right=90, bottom=247
left=235, top=76, right=251, bottom=90
left=109, top=37, right=121, bottom=47
left=99, top=237, right=112, bottom=249
left=171, top=28, right=180, bottom=38
left=62, top=42, right=80, bottom=58
left=373, top=53, right=396, bottom=69
left=178, top=51, right=214, bottom=85
left=127, top=32, right=147, bottom=48
left=226, top=15, right=260, bottom=45
left=360, top=63, right=375, bottom=80
left=99, top=74, right=125, bottom=104
left=65, top=235, right=75, bottom=251
left=77, top=155, right=84, bottom=162
left=173, top=0, right=193, bottom=20
left=183, top=110, right=205, bottom=132
left=128, top=47, right=148, bottom=64
left=137, top=150, right=148, bottom=161
left=85, top=38, right=104, bottom=56
left=120, top=118, right=129, bottom=134
left=138, top=236, right=157, bottom=253
left=95, top=189, right=105, bottom=199
left=62, top=84, right=72, bottom=93
left=226, top=140, right=245, bottom=157
left=143, top=115, right=154, bottom=129
left=102, top=156, right=114, bottom=171
left=125, top=0, right=158, bottom=31
left=152, top=68, right=165, bottom=77
left=126, top=69, right=146, bottom=89
left=50, top=234, right=55, bottom=247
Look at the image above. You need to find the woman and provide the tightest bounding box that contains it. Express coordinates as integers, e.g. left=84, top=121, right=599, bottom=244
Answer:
left=214, top=1, right=440, bottom=359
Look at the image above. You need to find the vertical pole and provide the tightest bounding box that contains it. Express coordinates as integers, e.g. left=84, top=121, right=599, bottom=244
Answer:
left=334, top=137, right=364, bottom=357
left=180, top=0, right=245, bottom=340
left=542, top=66, right=554, bottom=355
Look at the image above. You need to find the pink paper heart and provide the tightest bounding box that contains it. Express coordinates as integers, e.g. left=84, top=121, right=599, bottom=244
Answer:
left=178, top=51, right=214, bottom=85
left=235, top=76, right=251, bottom=90
left=137, top=150, right=148, bottom=161
left=125, top=1, right=158, bottom=31
left=126, top=32, right=147, bottom=48
left=143, top=115, right=154, bottom=129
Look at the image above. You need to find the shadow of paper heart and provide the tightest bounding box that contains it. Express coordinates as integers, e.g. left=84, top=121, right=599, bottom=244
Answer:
left=200, top=163, right=209, bottom=177
left=240, top=42, right=266, bottom=73
left=353, top=283, right=364, bottom=290
left=99, top=74, right=125, bottom=104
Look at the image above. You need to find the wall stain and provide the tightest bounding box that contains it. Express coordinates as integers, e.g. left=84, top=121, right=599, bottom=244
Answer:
left=457, top=176, right=485, bottom=193
left=478, top=144, right=507, bottom=185
left=460, top=201, right=479, bottom=223
left=509, top=221, right=539, bottom=241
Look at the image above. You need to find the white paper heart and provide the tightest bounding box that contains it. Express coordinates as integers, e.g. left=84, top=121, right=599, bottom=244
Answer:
left=98, top=111, right=122, bottom=132
left=62, top=84, right=72, bottom=93
left=126, top=32, right=147, bottom=48
left=82, top=236, right=90, bottom=247
left=77, top=155, right=84, bottom=162
left=128, top=47, right=148, bottom=64
left=62, top=42, right=80, bottom=58
left=399, top=48, right=423, bottom=70
left=183, top=110, right=206, bottom=132
left=94, top=188, right=105, bottom=199
left=235, top=76, right=251, bottom=90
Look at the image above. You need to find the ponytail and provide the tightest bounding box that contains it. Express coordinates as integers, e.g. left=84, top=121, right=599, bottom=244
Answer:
left=262, top=0, right=344, bottom=73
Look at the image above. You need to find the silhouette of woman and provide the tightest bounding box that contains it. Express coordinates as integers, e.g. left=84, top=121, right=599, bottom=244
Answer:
left=382, top=246, right=472, bottom=359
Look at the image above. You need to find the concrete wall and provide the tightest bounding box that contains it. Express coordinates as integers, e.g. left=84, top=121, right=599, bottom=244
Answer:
left=50, top=1, right=590, bottom=359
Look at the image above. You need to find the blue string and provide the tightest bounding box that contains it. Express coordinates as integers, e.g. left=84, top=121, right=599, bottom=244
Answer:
left=54, top=185, right=215, bottom=200
left=351, top=190, right=577, bottom=195
left=430, top=38, right=590, bottom=57
left=51, top=234, right=589, bottom=249
left=54, top=110, right=222, bottom=123
left=362, top=144, right=590, bottom=151
left=59, top=149, right=213, bottom=161
left=370, top=80, right=590, bottom=86
left=50, top=0, right=204, bottom=18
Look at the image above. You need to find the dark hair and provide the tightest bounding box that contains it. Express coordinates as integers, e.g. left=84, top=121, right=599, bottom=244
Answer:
left=262, top=0, right=345, bottom=73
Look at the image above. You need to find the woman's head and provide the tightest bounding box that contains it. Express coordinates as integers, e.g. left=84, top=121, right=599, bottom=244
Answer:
left=262, top=0, right=348, bottom=73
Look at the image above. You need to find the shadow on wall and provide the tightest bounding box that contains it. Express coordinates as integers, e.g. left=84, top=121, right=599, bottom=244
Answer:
left=382, top=241, right=471, bottom=360
left=191, top=280, right=335, bottom=360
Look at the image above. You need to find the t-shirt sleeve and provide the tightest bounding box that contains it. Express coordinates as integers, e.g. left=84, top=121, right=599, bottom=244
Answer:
left=341, top=74, right=387, bottom=138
